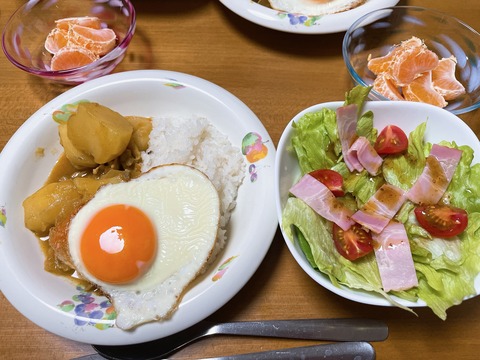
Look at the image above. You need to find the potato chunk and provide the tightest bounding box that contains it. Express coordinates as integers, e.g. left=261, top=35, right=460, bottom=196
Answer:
left=125, top=115, right=153, bottom=153
left=23, top=174, right=128, bottom=236
left=67, top=102, right=133, bottom=164
left=23, top=180, right=84, bottom=236
left=58, top=123, right=97, bottom=169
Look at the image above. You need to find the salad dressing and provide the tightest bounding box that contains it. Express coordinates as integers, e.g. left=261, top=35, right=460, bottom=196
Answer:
left=426, top=155, right=448, bottom=191
left=362, top=184, right=404, bottom=214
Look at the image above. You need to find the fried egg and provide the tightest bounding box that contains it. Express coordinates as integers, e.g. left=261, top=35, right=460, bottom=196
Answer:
left=68, top=164, right=220, bottom=329
left=268, top=0, right=366, bottom=16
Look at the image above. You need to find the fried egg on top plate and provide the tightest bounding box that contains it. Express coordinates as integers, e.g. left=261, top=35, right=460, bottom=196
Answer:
left=68, top=164, right=220, bottom=330
left=268, top=0, right=366, bottom=16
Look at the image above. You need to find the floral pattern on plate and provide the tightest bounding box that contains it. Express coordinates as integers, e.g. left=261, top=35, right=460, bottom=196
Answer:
left=58, top=285, right=116, bottom=330
left=0, top=205, right=6, bottom=227
left=276, top=12, right=322, bottom=27
left=212, top=256, right=238, bottom=281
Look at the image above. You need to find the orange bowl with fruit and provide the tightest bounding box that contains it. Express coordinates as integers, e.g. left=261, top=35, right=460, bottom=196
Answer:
left=2, top=0, right=135, bottom=84
left=342, top=6, right=480, bottom=115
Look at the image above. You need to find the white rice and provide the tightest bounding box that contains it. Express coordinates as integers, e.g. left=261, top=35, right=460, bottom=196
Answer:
left=141, top=116, right=245, bottom=259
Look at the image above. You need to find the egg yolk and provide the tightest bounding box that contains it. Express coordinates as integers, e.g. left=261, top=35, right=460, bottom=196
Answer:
left=80, top=204, right=157, bottom=284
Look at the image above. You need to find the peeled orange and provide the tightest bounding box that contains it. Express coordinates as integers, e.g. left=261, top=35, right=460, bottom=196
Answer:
left=403, top=72, right=448, bottom=108
left=432, top=56, right=466, bottom=100
left=390, top=44, right=438, bottom=86
left=367, top=37, right=423, bottom=76
left=55, top=16, right=102, bottom=31
left=68, top=25, right=117, bottom=56
left=367, top=36, right=464, bottom=108
left=367, top=48, right=399, bottom=75
left=45, top=16, right=117, bottom=71
left=45, top=28, right=69, bottom=55
left=50, top=45, right=99, bottom=71
left=373, top=73, right=404, bottom=101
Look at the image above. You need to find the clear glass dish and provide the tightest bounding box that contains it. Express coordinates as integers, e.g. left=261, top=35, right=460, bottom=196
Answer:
left=343, top=6, right=480, bottom=115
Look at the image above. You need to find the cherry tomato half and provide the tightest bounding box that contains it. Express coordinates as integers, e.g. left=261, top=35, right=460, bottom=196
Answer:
left=414, top=204, right=468, bottom=238
left=374, top=125, right=409, bottom=155
left=309, top=169, right=344, bottom=197
left=332, top=223, right=373, bottom=261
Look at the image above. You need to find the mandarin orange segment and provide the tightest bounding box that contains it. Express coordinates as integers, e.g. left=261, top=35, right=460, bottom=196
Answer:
left=50, top=45, right=99, bottom=71
left=68, top=25, right=117, bottom=56
left=390, top=44, right=439, bottom=86
left=373, top=73, right=405, bottom=101
left=399, top=36, right=424, bottom=50
left=403, top=72, right=448, bottom=108
left=432, top=56, right=466, bottom=100
left=367, top=37, right=423, bottom=75
left=44, top=28, right=69, bottom=54
left=367, top=47, right=400, bottom=75
left=55, top=16, right=102, bottom=31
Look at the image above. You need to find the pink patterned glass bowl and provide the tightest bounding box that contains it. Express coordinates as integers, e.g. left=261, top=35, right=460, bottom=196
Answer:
left=2, top=0, right=136, bottom=85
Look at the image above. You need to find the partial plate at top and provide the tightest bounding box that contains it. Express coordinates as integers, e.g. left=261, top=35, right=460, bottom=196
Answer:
left=219, top=0, right=400, bottom=34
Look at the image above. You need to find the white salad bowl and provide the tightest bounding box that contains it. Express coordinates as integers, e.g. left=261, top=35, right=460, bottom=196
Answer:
left=275, top=99, right=480, bottom=314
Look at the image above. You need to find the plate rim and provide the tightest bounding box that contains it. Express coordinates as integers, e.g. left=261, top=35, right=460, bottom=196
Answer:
left=219, top=0, right=401, bottom=34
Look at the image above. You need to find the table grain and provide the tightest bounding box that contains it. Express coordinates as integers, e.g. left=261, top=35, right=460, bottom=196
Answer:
left=1, top=0, right=479, bottom=359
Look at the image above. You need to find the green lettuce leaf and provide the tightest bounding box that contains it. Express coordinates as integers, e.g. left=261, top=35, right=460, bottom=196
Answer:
left=411, top=212, right=480, bottom=320
left=443, top=142, right=480, bottom=214
left=291, top=108, right=339, bottom=174
left=344, top=85, right=372, bottom=114
left=382, top=121, right=428, bottom=190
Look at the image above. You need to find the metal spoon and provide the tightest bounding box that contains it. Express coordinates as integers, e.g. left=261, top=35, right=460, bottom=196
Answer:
left=200, top=341, right=376, bottom=360
left=78, top=341, right=375, bottom=360
left=93, top=318, right=388, bottom=360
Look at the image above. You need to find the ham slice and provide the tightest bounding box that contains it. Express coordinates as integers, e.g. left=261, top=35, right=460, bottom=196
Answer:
left=336, top=104, right=363, bottom=172
left=352, top=184, right=407, bottom=234
left=289, top=174, right=355, bottom=231
left=348, top=136, right=383, bottom=175
left=372, top=221, right=418, bottom=292
left=407, top=144, right=462, bottom=204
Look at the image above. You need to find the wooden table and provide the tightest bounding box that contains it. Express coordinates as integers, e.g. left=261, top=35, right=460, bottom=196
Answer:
left=1, top=0, right=479, bottom=359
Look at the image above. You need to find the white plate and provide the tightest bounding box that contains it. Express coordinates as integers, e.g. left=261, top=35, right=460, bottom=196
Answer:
left=0, top=70, right=277, bottom=345
left=275, top=101, right=480, bottom=308
left=219, top=0, right=400, bottom=34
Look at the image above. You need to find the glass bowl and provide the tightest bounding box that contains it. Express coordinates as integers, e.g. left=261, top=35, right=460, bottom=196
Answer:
left=2, top=0, right=136, bottom=85
left=342, top=6, right=480, bottom=115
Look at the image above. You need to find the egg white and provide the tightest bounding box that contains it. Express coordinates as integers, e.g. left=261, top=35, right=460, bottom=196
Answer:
left=268, top=0, right=366, bottom=16
left=68, top=164, right=220, bottom=329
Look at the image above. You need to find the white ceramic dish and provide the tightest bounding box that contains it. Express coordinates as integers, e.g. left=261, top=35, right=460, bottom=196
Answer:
left=219, top=0, right=399, bottom=34
left=0, top=70, right=277, bottom=345
left=275, top=100, right=480, bottom=308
